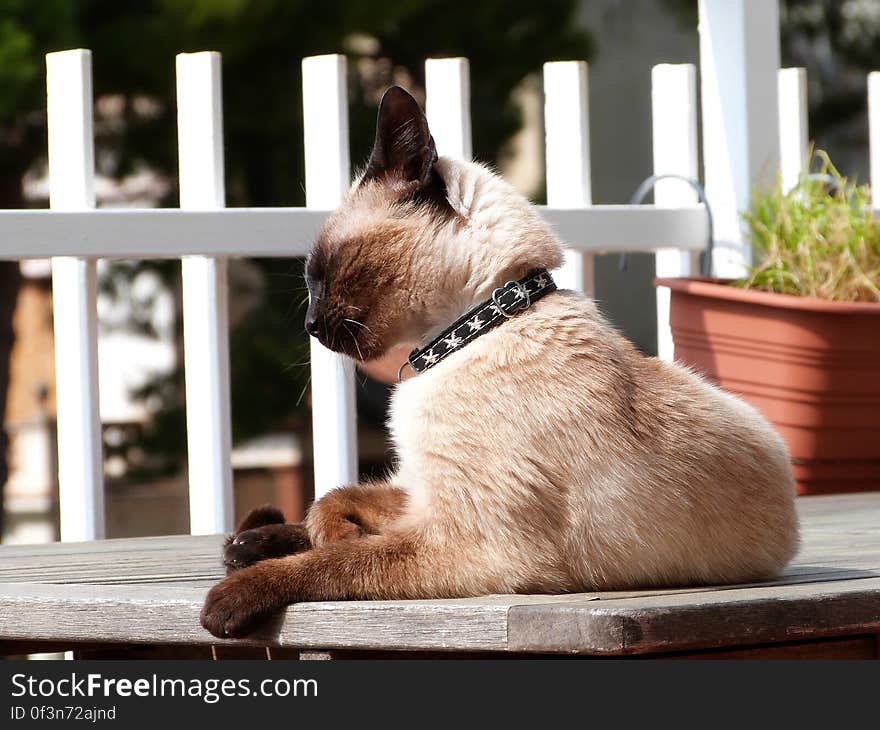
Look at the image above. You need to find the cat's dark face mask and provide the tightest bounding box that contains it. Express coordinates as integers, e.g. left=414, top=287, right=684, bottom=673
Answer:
left=303, top=86, right=451, bottom=361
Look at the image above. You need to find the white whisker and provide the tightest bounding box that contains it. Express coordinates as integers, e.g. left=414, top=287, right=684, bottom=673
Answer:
left=344, top=323, right=365, bottom=361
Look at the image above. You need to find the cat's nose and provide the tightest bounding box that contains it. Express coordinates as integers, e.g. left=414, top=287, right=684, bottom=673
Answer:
left=305, top=315, right=321, bottom=337
left=305, top=294, right=324, bottom=337
left=304, top=274, right=325, bottom=338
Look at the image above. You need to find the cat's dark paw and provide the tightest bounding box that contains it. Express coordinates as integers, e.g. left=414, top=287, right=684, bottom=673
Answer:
left=234, top=505, right=286, bottom=533
left=222, top=505, right=295, bottom=573
left=201, top=568, right=283, bottom=638
left=224, top=522, right=311, bottom=574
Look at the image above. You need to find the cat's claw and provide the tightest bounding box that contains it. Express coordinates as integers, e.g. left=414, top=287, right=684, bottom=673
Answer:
left=223, top=521, right=311, bottom=574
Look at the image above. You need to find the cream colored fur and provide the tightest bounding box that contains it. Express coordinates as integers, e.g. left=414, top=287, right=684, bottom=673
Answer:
left=200, top=108, right=802, bottom=640
left=366, top=156, right=801, bottom=591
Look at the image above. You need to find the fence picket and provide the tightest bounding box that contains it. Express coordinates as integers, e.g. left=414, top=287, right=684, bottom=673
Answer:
left=46, top=50, right=105, bottom=542
left=27, top=44, right=821, bottom=541
left=425, top=58, right=472, bottom=160
left=699, top=0, right=781, bottom=277
left=778, top=67, right=809, bottom=192
left=302, top=55, right=358, bottom=500
left=869, top=72, right=880, bottom=210
left=543, top=61, right=594, bottom=297
left=652, top=63, right=700, bottom=362
left=176, top=52, right=234, bottom=535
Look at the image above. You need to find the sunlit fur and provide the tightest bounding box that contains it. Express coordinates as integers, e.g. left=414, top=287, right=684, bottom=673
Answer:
left=380, top=157, right=799, bottom=591
left=306, top=157, right=563, bottom=359
left=201, top=151, right=799, bottom=638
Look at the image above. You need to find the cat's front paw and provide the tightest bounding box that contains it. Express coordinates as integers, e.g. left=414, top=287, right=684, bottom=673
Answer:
left=224, top=523, right=311, bottom=573
left=235, top=505, right=286, bottom=532
left=200, top=568, right=284, bottom=638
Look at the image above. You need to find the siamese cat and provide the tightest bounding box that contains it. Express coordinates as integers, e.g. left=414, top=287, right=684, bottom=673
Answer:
left=200, top=86, right=799, bottom=638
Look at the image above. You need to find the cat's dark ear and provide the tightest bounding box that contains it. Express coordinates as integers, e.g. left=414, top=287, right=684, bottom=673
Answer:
left=363, top=86, right=437, bottom=189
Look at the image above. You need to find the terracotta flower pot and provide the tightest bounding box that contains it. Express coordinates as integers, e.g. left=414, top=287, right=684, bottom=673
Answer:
left=655, top=277, right=880, bottom=496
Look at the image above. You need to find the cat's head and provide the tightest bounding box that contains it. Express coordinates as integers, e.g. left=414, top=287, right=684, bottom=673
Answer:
left=305, top=85, right=563, bottom=361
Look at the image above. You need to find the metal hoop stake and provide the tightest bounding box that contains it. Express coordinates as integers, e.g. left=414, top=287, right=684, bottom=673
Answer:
left=619, top=173, right=714, bottom=277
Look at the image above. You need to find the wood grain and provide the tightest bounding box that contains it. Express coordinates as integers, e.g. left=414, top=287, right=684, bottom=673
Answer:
left=0, top=492, right=877, bottom=655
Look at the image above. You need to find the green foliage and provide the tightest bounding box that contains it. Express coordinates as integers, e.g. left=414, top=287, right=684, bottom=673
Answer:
left=664, top=1, right=880, bottom=141
left=227, top=259, right=312, bottom=443
left=0, top=1, right=78, bottom=119
left=59, top=0, right=592, bottom=205
left=740, top=151, right=880, bottom=302
left=0, top=0, right=592, bottom=476
left=0, top=1, right=78, bottom=173
left=778, top=0, right=880, bottom=138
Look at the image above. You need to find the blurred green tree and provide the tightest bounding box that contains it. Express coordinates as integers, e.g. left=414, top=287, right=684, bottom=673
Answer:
left=778, top=0, right=880, bottom=142
left=0, top=0, right=593, bottom=490
left=665, top=0, right=880, bottom=152
left=0, top=1, right=80, bottom=538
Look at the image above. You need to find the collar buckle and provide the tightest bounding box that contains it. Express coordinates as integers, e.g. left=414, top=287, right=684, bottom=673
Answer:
left=403, top=268, right=556, bottom=379
left=491, top=280, right=531, bottom=318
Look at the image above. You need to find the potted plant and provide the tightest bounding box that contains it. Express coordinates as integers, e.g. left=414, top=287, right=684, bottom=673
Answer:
left=656, top=153, right=880, bottom=495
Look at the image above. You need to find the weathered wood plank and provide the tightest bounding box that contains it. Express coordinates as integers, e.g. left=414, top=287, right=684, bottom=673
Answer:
left=507, top=578, right=880, bottom=655
left=3, top=493, right=879, bottom=587
left=0, top=533, right=221, bottom=557
left=794, top=491, right=880, bottom=523
left=0, top=493, right=877, bottom=654
left=0, top=583, right=515, bottom=651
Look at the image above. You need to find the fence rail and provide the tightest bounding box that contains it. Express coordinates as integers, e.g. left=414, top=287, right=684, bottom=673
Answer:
left=0, top=205, right=711, bottom=260
left=2, top=1, right=871, bottom=544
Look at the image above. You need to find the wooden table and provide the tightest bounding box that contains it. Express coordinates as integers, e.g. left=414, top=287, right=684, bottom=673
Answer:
left=1, top=493, right=878, bottom=659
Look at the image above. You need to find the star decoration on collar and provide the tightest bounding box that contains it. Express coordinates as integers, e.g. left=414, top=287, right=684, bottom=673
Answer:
left=443, top=333, right=463, bottom=350
left=402, top=269, right=555, bottom=379
left=422, top=349, right=439, bottom=365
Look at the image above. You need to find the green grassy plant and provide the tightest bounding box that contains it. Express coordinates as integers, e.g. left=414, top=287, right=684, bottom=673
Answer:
left=738, top=151, right=880, bottom=302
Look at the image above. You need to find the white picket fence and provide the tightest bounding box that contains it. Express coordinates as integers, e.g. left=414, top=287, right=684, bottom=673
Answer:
left=1, top=1, right=873, bottom=544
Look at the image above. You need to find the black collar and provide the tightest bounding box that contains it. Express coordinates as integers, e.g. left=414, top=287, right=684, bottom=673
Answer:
left=399, top=269, right=557, bottom=380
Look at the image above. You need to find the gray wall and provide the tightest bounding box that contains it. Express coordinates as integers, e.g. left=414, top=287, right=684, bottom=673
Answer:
left=577, top=0, right=698, bottom=355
